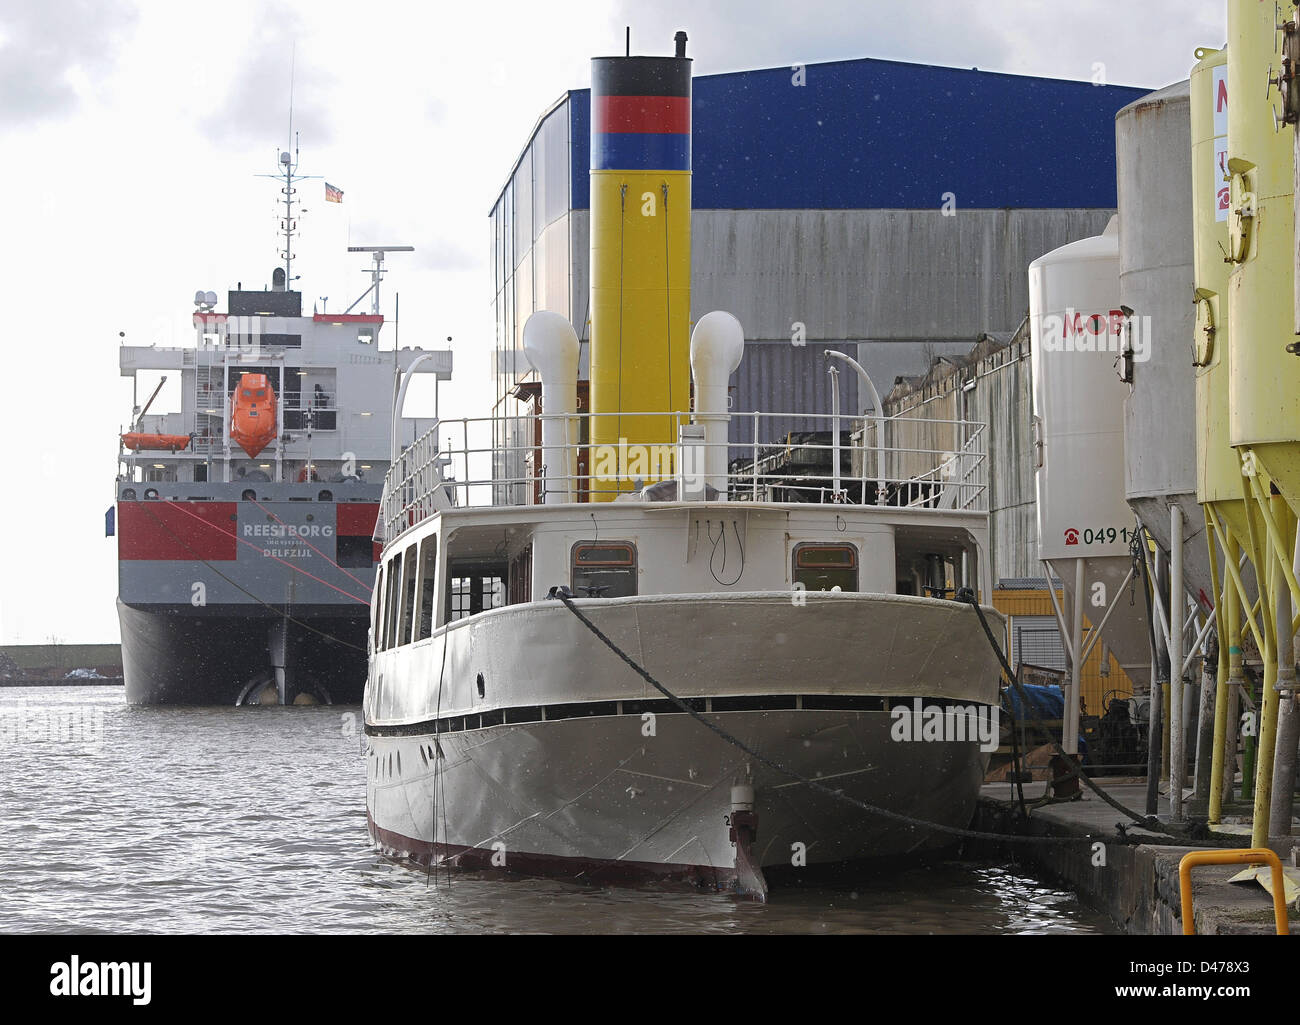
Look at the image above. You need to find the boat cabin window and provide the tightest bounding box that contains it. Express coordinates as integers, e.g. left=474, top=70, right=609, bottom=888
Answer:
left=571, top=542, right=637, bottom=598
left=508, top=544, right=532, bottom=605
left=793, top=543, right=858, bottom=592
left=372, top=564, right=384, bottom=652
left=446, top=560, right=506, bottom=623
left=383, top=550, right=403, bottom=650
left=415, top=535, right=438, bottom=640
left=399, top=543, right=419, bottom=645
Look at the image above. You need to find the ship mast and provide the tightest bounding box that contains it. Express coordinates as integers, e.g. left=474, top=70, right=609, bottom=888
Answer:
left=258, top=49, right=318, bottom=290
left=260, top=138, right=318, bottom=289
left=280, top=143, right=297, bottom=287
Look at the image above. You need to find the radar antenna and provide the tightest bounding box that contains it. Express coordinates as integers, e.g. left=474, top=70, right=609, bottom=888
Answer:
left=344, top=246, right=415, bottom=316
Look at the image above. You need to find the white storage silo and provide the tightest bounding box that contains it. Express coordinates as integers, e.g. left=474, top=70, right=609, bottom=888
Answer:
left=1030, top=217, right=1153, bottom=752
left=1116, top=81, right=1213, bottom=608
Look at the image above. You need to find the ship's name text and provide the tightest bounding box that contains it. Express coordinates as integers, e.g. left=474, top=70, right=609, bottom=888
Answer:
left=243, top=524, right=334, bottom=538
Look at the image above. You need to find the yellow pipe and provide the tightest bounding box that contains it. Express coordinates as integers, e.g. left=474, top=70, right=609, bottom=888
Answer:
left=1207, top=505, right=1232, bottom=823
left=1247, top=471, right=1300, bottom=613
left=1224, top=536, right=1246, bottom=812
left=1207, top=504, right=1263, bottom=651
left=1250, top=500, right=1283, bottom=847
left=1179, top=848, right=1290, bottom=935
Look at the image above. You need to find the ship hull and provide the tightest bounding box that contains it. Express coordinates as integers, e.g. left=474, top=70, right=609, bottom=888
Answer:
left=119, top=600, right=368, bottom=705
left=366, top=591, right=1003, bottom=891
left=366, top=710, right=990, bottom=890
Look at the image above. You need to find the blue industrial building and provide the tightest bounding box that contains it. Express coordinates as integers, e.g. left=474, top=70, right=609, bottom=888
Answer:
left=490, top=53, right=1150, bottom=469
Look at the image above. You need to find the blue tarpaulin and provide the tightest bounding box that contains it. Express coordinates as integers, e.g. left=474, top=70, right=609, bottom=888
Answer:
left=1003, top=683, right=1087, bottom=753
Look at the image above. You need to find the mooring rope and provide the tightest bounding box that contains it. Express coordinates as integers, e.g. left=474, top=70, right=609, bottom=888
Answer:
left=953, top=587, right=1157, bottom=829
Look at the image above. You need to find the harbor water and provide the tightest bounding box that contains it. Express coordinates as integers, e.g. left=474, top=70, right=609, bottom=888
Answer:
left=0, top=686, right=1112, bottom=934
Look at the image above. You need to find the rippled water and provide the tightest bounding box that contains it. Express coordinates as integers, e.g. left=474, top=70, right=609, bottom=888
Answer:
left=0, top=686, right=1111, bottom=934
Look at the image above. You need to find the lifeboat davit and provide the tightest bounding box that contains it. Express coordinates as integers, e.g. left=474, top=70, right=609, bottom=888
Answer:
left=230, top=373, right=278, bottom=458
left=121, top=432, right=192, bottom=452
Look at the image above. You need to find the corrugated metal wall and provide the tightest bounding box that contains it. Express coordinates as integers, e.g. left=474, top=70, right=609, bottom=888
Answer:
left=690, top=209, right=1115, bottom=342
left=970, top=342, right=1039, bottom=583
left=506, top=208, right=1113, bottom=424
left=883, top=336, right=1040, bottom=582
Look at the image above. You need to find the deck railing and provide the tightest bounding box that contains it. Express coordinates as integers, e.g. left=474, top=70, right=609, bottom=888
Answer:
left=379, top=410, right=988, bottom=544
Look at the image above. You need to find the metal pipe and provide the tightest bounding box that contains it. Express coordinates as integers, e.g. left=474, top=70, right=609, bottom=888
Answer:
left=1171, top=505, right=1186, bottom=820
left=1191, top=627, right=1218, bottom=817
left=1250, top=496, right=1282, bottom=848
left=1064, top=558, right=1084, bottom=756
left=1139, top=529, right=1163, bottom=815
left=829, top=365, right=841, bottom=497
left=1207, top=508, right=1232, bottom=823
left=1179, top=848, right=1290, bottom=935
left=823, top=349, right=886, bottom=504
left=390, top=353, right=442, bottom=467
left=1268, top=505, right=1298, bottom=837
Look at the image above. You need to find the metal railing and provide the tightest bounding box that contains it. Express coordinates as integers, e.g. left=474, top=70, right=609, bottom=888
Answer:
left=1178, top=849, right=1290, bottom=935
left=379, top=409, right=988, bottom=543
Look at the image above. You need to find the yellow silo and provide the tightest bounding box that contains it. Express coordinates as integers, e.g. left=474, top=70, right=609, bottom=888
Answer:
left=1226, top=3, right=1300, bottom=487
left=1191, top=45, right=1250, bottom=823
left=1223, top=0, right=1300, bottom=846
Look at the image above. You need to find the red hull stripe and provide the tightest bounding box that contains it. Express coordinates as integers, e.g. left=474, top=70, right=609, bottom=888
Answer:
left=336, top=503, right=380, bottom=536
left=594, top=94, right=690, bottom=135
left=119, top=502, right=239, bottom=561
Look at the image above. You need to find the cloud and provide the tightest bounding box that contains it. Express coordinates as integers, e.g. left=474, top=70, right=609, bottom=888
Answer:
left=414, top=239, right=478, bottom=273
left=0, top=0, right=138, bottom=128
left=206, top=8, right=334, bottom=148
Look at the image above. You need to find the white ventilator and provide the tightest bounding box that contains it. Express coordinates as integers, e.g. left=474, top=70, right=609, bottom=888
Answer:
left=523, top=311, right=580, bottom=504
left=689, top=311, right=745, bottom=496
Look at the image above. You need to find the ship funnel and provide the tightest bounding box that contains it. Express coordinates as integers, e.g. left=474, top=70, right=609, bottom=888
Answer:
left=272, top=267, right=286, bottom=292
left=588, top=35, right=693, bottom=499
left=523, top=311, right=580, bottom=504
left=690, top=311, right=744, bottom=495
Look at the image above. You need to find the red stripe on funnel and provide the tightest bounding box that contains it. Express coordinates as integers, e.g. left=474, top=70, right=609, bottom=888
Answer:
left=594, top=94, right=690, bottom=134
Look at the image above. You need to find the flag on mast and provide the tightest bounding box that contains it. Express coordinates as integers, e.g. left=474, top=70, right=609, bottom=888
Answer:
left=325, top=182, right=343, bottom=203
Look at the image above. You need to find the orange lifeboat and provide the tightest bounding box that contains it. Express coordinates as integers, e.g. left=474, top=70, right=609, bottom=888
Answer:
left=230, top=373, right=278, bottom=458
left=121, top=432, right=192, bottom=452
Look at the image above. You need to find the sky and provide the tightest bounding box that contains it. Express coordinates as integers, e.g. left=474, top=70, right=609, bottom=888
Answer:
left=0, top=0, right=1226, bottom=645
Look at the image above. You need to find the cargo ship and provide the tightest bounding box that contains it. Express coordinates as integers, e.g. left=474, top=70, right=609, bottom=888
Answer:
left=114, top=149, right=451, bottom=705
left=364, top=34, right=1005, bottom=898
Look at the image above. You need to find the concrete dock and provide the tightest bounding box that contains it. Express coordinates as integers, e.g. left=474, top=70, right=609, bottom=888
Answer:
left=974, top=782, right=1300, bottom=935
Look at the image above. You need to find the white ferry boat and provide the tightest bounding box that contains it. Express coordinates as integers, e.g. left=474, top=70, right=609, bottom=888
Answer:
left=364, top=35, right=1004, bottom=896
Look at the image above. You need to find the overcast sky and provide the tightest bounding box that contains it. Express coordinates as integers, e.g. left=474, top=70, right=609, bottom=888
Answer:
left=0, top=0, right=1225, bottom=645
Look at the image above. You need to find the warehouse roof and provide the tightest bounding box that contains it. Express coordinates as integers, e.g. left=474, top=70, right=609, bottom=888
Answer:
left=536, top=55, right=1151, bottom=211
